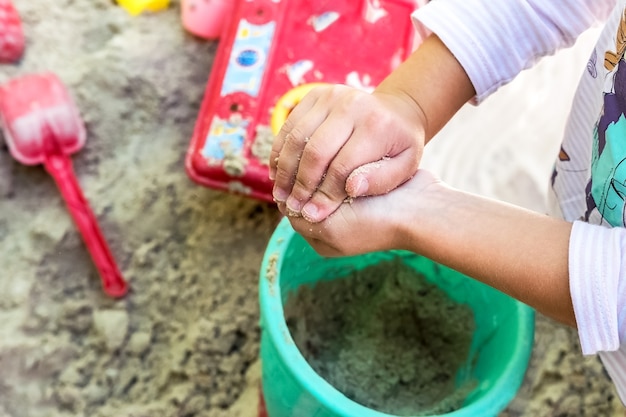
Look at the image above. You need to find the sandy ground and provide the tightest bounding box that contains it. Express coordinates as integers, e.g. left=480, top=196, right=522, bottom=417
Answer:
left=1, top=1, right=280, bottom=416
left=0, top=1, right=623, bottom=416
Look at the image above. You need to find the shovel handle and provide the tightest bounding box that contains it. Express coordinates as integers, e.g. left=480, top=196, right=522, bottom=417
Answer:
left=44, top=153, right=128, bottom=298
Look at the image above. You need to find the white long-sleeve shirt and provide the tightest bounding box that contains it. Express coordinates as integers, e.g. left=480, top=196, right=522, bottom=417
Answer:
left=413, top=0, right=626, bottom=404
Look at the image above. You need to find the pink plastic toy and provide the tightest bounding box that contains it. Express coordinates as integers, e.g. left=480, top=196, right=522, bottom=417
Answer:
left=0, top=0, right=25, bottom=63
left=0, top=73, right=128, bottom=298
left=181, top=0, right=234, bottom=39
left=186, top=0, right=422, bottom=202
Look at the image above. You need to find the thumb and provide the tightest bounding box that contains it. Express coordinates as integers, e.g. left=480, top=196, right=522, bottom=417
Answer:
left=345, top=151, right=418, bottom=197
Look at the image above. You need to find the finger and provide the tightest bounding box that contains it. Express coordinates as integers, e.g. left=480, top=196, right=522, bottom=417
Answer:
left=284, top=111, right=355, bottom=214
left=269, top=88, right=322, bottom=181
left=300, top=126, right=415, bottom=223
left=306, top=239, right=341, bottom=257
left=272, top=105, right=328, bottom=203
left=288, top=216, right=342, bottom=257
left=345, top=148, right=419, bottom=197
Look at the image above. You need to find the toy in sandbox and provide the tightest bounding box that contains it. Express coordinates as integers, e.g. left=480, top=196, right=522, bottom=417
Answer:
left=0, top=73, right=129, bottom=298
left=181, top=0, right=235, bottom=40
left=0, top=0, right=25, bottom=63
left=184, top=0, right=428, bottom=203
left=116, top=0, right=170, bottom=15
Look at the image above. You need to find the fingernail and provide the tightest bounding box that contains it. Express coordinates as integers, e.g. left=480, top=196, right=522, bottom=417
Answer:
left=352, top=175, right=369, bottom=196
left=286, top=196, right=302, bottom=213
left=302, top=203, right=319, bottom=222
left=273, top=187, right=288, bottom=202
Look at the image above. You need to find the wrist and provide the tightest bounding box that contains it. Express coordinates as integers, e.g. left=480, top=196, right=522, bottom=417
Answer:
left=376, top=34, right=475, bottom=141
left=382, top=172, right=452, bottom=252
left=372, top=86, right=429, bottom=143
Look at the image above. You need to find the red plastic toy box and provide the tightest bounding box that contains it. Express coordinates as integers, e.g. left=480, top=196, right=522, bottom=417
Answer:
left=186, top=0, right=424, bottom=203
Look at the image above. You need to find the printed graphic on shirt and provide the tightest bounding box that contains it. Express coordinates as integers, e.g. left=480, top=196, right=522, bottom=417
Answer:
left=586, top=8, right=626, bottom=226
left=587, top=49, right=598, bottom=78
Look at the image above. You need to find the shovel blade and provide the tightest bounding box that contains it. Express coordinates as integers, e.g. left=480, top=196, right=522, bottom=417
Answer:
left=0, top=72, right=86, bottom=165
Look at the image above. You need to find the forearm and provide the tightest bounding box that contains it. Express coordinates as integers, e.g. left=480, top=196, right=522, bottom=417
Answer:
left=374, top=34, right=476, bottom=142
left=398, top=183, right=575, bottom=326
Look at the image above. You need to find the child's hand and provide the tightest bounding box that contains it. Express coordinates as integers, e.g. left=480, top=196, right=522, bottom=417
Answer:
left=270, top=84, right=427, bottom=223
left=285, top=170, right=441, bottom=257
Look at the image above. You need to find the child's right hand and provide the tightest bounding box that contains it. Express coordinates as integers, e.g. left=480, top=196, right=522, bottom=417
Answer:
left=269, top=83, right=428, bottom=223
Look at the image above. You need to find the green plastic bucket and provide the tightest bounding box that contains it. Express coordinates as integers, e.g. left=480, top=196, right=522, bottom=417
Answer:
left=259, top=218, right=535, bottom=417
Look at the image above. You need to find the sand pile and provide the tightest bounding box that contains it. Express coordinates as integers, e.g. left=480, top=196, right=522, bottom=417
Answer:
left=285, top=259, right=476, bottom=416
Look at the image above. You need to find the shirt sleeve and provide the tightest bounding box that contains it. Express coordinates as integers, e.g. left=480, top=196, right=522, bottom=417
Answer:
left=411, top=0, right=614, bottom=103
left=569, top=220, right=626, bottom=355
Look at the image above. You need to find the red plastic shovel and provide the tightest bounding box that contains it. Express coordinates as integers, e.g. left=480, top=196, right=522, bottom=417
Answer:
left=0, top=72, right=128, bottom=297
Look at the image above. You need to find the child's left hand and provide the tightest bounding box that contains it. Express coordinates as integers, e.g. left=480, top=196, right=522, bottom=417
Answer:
left=284, top=169, right=441, bottom=257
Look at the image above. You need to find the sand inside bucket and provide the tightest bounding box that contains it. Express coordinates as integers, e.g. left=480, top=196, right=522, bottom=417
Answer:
left=284, top=258, right=477, bottom=416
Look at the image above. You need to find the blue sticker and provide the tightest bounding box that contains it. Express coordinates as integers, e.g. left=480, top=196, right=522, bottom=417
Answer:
left=221, top=19, right=276, bottom=97
left=202, top=117, right=249, bottom=161
left=236, top=49, right=260, bottom=67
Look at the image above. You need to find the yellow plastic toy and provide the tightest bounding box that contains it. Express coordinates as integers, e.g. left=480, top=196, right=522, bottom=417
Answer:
left=117, top=0, right=170, bottom=16
left=270, top=83, right=328, bottom=135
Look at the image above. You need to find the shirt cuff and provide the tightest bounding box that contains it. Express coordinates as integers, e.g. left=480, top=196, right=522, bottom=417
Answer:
left=569, top=220, right=622, bottom=354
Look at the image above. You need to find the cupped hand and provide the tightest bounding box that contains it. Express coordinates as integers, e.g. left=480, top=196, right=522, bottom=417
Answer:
left=270, top=84, right=427, bottom=223
left=282, top=169, right=442, bottom=257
